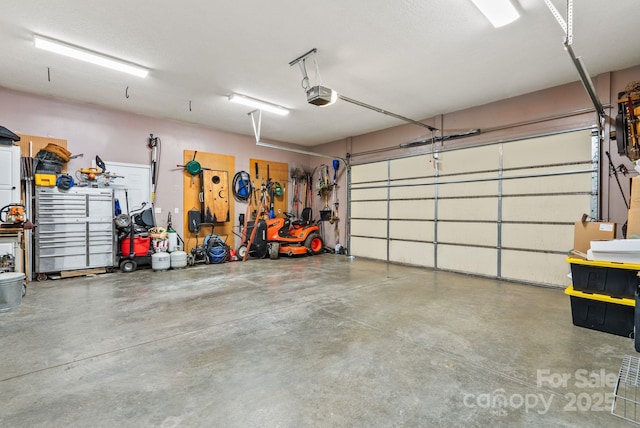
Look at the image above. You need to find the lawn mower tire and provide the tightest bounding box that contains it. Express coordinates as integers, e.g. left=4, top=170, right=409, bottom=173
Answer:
left=305, top=233, right=324, bottom=255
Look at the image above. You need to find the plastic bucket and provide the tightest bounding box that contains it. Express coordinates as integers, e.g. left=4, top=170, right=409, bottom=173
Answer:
left=0, top=272, right=25, bottom=312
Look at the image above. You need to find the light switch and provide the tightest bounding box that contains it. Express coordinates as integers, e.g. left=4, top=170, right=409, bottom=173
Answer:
left=155, top=207, right=162, bottom=214
left=174, top=207, right=179, bottom=213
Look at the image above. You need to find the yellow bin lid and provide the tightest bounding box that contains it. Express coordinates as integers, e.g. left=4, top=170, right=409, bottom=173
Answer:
left=564, top=285, right=635, bottom=307
left=566, top=257, right=640, bottom=271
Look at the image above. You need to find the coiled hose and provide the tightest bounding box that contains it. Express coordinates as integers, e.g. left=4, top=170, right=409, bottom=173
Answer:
left=232, top=171, right=253, bottom=202
left=204, top=234, right=229, bottom=263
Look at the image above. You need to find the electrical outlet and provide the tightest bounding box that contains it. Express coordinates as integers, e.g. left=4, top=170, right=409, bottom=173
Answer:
left=155, top=207, right=162, bottom=214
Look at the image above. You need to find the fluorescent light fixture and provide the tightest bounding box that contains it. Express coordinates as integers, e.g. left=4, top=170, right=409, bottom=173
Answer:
left=34, top=35, right=148, bottom=78
left=469, top=0, right=520, bottom=28
left=228, top=93, right=289, bottom=116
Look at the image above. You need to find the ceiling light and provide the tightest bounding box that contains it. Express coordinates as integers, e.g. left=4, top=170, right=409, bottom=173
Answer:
left=469, top=0, right=520, bottom=28
left=228, top=93, right=289, bottom=116
left=33, top=35, right=149, bottom=78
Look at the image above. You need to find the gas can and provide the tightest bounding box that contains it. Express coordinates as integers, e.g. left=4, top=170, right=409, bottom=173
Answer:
left=170, top=251, right=188, bottom=269
left=151, top=252, right=170, bottom=271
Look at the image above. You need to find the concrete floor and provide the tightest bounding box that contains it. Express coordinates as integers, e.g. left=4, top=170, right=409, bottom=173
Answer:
left=0, top=254, right=636, bottom=427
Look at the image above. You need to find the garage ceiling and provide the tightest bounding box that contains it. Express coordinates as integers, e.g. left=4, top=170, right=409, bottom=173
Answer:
left=0, top=1, right=638, bottom=147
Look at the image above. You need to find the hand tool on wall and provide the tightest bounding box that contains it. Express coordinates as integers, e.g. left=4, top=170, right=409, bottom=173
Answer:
left=330, top=160, right=340, bottom=224
left=606, top=151, right=629, bottom=210
left=627, top=98, right=639, bottom=161
left=148, top=134, right=160, bottom=202
left=177, top=150, right=206, bottom=185
left=198, top=170, right=207, bottom=223
left=267, top=164, right=275, bottom=218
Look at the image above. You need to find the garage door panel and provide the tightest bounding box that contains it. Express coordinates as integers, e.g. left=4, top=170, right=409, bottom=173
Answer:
left=390, top=185, right=435, bottom=199
left=389, top=241, right=434, bottom=267
left=501, top=250, right=569, bottom=287
left=502, top=195, right=590, bottom=223
left=390, top=155, right=435, bottom=180
left=502, top=165, right=592, bottom=178
left=351, top=161, right=388, bottom=183
left=350, top=237, right=386, bottom=261
left=392, top=177, right=437, bottom=186
left=351, top=201, right=387, bottom=218
left=438, top=245, right=497, bottom=277
left=351, top=187, right=388, bottom=200
left=389, top=200, right=434, bottom=219
left=438, top=198, right=498, bottom=221
left=438, top=145, right=499, bottom=174
left=389, top=220, right=434, bottom=242
left=502, top=130, right=592, bottom=169
left=351, top=219, right=387, bottom=239
left=502, top=223, right=573, bottom=252
left=502, top=172, right=592, bottom=195
left=438, top=177, right=498, bottom=197
left=438, top=222, right=497, bottom=247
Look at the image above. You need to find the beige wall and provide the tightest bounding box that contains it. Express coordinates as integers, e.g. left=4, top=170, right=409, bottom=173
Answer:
left=0, top=87, right=309, bottom=248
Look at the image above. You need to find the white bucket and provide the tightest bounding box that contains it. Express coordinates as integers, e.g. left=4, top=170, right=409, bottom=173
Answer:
left=0, top=272, right=25, bottom=312
left=170, top=251, right=188, bottom=269
left=151, top=252, right=170, bottom=271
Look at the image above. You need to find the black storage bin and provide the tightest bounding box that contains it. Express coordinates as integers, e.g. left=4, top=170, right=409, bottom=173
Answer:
left=569, top=295, right=634, bottom=338
left=570, top=263, right=639, bottom=299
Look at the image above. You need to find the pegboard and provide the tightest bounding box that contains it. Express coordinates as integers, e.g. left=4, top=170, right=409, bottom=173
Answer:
left=182, top=150, right=234, bottom=254
left=248, top=158, right=289, bottom=218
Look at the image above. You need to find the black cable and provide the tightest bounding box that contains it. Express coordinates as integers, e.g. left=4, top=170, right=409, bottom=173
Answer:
left=232, top=171, right=253, bottom=202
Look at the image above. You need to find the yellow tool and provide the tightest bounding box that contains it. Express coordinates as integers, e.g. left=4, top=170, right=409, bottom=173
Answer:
left=77, top=167, right=102, bottom=181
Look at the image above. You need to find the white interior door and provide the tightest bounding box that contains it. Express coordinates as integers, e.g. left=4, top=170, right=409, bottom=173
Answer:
left=103, top=161, right=151, bottom=214
left=0, top=145, right=21, bottom=210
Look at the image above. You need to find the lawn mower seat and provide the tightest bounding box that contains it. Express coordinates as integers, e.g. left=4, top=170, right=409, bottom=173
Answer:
left=292, top=207, right=312, bottom=226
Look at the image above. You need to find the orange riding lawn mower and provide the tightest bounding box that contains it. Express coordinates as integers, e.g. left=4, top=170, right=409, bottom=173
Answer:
left=237, top=208, right=323, bottom=260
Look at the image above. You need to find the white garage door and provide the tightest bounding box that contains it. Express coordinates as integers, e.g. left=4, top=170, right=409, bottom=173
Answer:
left=349, top=127, right=599, bottom=287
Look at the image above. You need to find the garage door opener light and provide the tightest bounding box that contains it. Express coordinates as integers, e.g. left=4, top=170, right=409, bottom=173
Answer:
left=33, top=35, right=149, bottom=78
left=289, top=48, right=437, bottom=132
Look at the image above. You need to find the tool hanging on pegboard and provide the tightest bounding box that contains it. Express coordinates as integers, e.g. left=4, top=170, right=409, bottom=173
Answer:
left=615, top=81, right=640, bottom=161
left=606, top=151, right=629, bottom=210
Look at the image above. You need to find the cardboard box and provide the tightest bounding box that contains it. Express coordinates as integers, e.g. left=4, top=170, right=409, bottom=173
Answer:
left=574, top=221, right=616, bottom=254
left=628, top=207, right=640, bottom=237
left=631, top=176, right=640, bottom=208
